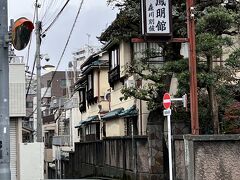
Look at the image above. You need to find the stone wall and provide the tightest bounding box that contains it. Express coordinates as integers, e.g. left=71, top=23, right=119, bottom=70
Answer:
left=147, top=109, right=168, bottom=180
left=173, top=136, right=185, bottom=180
left=65, top=137, right=149, bottom=179
left=64, top=109, right=172, bottom=180
left=174, top=135, right=240, bottom=180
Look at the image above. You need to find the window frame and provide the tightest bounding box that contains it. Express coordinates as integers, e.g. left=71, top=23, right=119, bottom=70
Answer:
left=60, top=79, right=67, bottom=89
left=109, top=46, right=120, bottom=70
left=87, top=73, right=93, bottom=91
left=26, top=101, right=33, bottom=108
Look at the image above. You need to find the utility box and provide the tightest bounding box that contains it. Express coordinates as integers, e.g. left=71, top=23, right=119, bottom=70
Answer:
left=19, top=142, right=44, bottom=180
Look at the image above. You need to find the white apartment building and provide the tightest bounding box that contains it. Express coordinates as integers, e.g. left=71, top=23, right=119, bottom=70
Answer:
left=9, top=56, right=26, bottom=180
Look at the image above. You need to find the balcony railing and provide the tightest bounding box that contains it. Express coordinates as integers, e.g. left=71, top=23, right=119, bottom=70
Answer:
left=52, top=135, right=70, bottom=146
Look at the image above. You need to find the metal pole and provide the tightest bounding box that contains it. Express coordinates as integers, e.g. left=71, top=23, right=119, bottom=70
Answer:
left=167, top=113, right=173, bottom=180
left=35, top=0, right=43, bottom=142
left=0, top=0, right=11, bottom=179
left=186, top=0, right=199, bottom=135
left=59, top=148, right=61, bottom=179
left=131, top=123, right=137, bottom=180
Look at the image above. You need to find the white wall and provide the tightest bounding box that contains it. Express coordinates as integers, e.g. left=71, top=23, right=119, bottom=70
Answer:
left=19, top=142, right=44, bottom=180
left=72, top=107, right=81, bottom=144
left=9, top=63, right=26, bottom=117
left=110, top=81, right=135, bottom=110
left=106, top=117, right=125, bottom=137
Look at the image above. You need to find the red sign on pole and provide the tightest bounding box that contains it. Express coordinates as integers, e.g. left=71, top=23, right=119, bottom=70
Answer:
left=163, top=93, right=171, bottom=109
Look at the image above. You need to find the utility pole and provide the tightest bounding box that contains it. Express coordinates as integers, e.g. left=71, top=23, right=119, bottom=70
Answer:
left=186, top=0, right=199, bottom=135
left=0, top=0, right=11, bottom=179
left=35, top=0, right=43, bottom=142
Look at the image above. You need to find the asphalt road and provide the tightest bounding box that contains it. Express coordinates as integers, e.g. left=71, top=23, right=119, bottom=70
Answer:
left=45, top=177, right=119, bottom=180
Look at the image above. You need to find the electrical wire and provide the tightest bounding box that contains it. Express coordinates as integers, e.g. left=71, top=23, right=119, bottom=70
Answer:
left=27, top=0, right=85, bottom=118
left=25, top=5, right=36, bottom=70
left=26, top=6, right=37, bottom=97
left=40, top=0, right=54, bottom=21
left=41, top=0, right=64, bottom=26
left=41, top=0, right=70, bottom=35
left=39, top=0, right=46, bottom=19
left=41, top=0, right=60, bottom=23
left=26, top=55, right=37, bottom=97
left=42, top=0, right=68, bottom=29
left=42, top=0, right=84, bottom=98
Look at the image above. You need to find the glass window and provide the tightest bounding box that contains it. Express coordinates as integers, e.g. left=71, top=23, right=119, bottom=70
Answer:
left=47, top=80, right=51, bottom=87
left=110, top=47, right=119, bottom=69
left=79, top=91, right=84, bottom=103
left=60, top=79, right=66, bottom=88
left=91, top=124, right=96, bottom=134
left=86, top=126, right=90, bottom=135
left=26, top=101, right=33, bottom=108
left=87, top=74, right=92, bottom=90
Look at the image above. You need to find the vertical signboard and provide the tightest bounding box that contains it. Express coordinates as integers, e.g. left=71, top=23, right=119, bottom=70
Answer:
left=141, top=0, right=172, bottom=38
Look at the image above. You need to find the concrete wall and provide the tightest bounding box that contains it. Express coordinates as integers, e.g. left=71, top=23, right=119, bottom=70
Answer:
left=174, top=135, right=240, bottom=180
left=66, top=136, right=149, bottom=179
left=19, top=142, right=44, bottom=180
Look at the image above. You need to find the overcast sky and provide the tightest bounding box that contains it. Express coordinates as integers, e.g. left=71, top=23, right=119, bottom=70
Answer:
left=8, top=0, right=117, bottom=72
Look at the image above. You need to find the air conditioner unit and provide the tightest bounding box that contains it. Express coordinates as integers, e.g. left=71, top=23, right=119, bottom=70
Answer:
left=124, top=79, right=135, bottom=88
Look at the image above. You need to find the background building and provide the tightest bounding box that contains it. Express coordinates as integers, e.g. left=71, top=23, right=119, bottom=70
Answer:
left=9, top=55, right=26, bottom=180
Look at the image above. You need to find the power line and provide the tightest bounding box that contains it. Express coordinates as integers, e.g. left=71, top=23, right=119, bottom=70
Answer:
left=26, top=5, right=37, bottom=97
left=41, top=0, right=64, bottom=26
left=25, top=11, right=36, bottom=69
left=41, top=0, right=60, bottom=23
left=27, top=0, right=84, bottom=118
left=40, top=0, right=54, bottom=21
left=26, top=55, right=37, bottom=97
left=42, top=0, right=84, bottom=98
left=41, top=0, right=70, bottom=35
left=39, top=0, right=46, bottom=20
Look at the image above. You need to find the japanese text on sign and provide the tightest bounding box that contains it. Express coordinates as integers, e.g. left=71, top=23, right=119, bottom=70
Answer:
left=145, top=0, right=170, bottom=34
